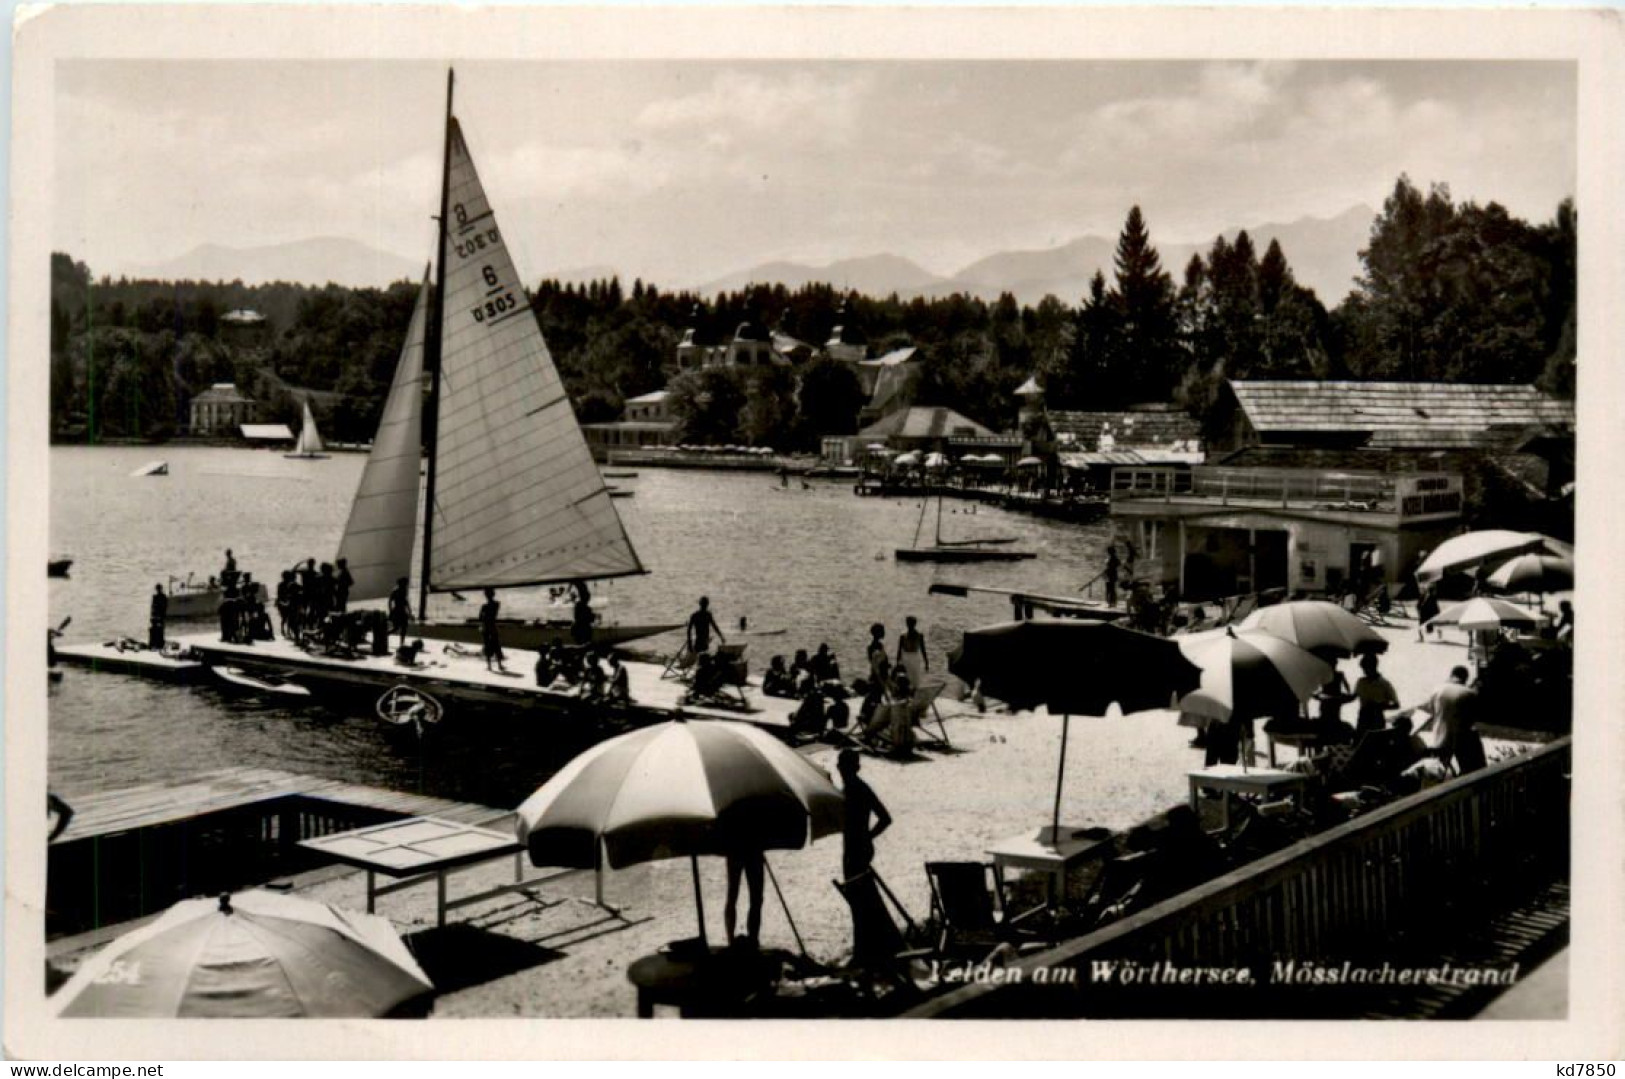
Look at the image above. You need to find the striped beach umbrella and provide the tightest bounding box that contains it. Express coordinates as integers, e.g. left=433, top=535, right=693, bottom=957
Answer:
left=514, top=718, right=843, bottom=946
left=1240, top=600, right=1388, bottom=659
left=52, top=890, right=432, bottom=1018
left=1179, top=628, right=1332, bottom=720
left=1486, top=553, right=1573, bottom=596
left=1426, top=597, right=1542, bottom=632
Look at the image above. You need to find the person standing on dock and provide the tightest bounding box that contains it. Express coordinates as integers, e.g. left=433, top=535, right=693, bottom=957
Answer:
left=334, top=558, right=354, bottom=614
left=220, top=549, right=239, bottom=593
left=148, top=583, right=167, bottom=649
left=219, top=584, right=240, bottom=644
left=479, top=588, right=507, bottom=672
left=388, top=577, right=411, bottom=646
left=686, top=596, right=724, bottom=657
left=571, top=581, right=594, bottom=646
left=1102, top=545, right=1121, bottom=607
left=895, top=616, right=929, bottom=688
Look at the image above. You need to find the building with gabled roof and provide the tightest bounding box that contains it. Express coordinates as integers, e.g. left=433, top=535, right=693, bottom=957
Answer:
left=1214, top=380, right=1574, bottom=454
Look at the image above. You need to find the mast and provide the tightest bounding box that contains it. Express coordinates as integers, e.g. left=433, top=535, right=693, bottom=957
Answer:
left=419, top=68, right=454, bottom=621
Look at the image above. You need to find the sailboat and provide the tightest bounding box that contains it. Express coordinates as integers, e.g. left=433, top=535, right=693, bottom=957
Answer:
left=284, top=401, right=329, bottom=459
left=895, top=495, right=1035, bottom=562
left=333, top=72, right=678, bottom=652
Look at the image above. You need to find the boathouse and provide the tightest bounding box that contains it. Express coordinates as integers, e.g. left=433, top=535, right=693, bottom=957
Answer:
left=1108, top=380, right=1575, bottom=599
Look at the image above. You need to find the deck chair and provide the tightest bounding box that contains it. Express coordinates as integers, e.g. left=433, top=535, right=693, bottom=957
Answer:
left=682, top=643, right=750, bottom=709
left=924, top=861, right=1044, bottom=960
left=909, top=678, right=951, bottom=747
left=661, top=642, right=698, bottom=681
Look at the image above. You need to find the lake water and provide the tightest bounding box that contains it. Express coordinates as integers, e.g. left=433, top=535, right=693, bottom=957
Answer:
left=48, top=445, right=1109, bottom=807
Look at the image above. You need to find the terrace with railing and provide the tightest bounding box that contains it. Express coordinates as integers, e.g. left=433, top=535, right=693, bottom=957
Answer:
left=1110, top=465, right=1437, bottom=516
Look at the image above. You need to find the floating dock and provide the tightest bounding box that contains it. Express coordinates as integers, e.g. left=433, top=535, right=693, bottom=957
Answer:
left=169, top=633, right=795, bottom=731
left=53, top=640, right=208, bottom=681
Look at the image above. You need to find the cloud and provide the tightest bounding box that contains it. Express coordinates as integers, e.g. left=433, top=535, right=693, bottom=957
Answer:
left=635, top=70, right=874, bottom=149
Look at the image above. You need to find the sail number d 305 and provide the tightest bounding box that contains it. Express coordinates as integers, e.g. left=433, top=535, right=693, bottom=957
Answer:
left=472, top=292, right=519, bottom=323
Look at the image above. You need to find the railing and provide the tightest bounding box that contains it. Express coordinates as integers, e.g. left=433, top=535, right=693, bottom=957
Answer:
left=1111, top=466, right=1403, bottom=512
left=907, top=737, right=1570, bottom=1018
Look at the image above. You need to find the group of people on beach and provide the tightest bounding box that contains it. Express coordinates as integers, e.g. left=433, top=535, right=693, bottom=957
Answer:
left=759, top=616, right=932, bottom=751
left=533, top=641, right=631, bottom=705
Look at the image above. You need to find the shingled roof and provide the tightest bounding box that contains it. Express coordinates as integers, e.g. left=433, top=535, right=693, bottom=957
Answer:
left=1227, top=381, right=1574, bottom=450
left=1049, top=408, right=1203, bottom=453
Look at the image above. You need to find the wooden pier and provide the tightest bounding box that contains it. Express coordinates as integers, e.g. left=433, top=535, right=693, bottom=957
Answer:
left=166, top=633, right=796, bottom=731
left=47, top=767, right=514, bottom=938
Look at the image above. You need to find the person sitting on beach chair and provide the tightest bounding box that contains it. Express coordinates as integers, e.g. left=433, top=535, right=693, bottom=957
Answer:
left=683, top=643, right=750, bottom=708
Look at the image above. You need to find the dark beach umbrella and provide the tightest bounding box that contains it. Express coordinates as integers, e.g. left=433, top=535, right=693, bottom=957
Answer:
left=949, top=619, right=1202, bottom=838
left=514, top=718, right=843, bottom=947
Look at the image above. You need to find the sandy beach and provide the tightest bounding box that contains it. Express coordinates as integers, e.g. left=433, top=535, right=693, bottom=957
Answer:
left=48, top=607, right=1546, bottom=1018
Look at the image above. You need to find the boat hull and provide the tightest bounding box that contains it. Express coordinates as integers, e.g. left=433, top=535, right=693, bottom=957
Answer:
left=895, top=548, right=1037, bottom=563
left=167, top=583, right=269, bottom=620
left=407, top=619, right=682, bottom=651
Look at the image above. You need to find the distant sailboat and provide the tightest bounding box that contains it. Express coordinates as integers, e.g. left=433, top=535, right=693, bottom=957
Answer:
left=334, top=71, right=677, bottom=650
left=895, top=495, right=1035, bottom=562
left=284, top=401, right=329, bottom=460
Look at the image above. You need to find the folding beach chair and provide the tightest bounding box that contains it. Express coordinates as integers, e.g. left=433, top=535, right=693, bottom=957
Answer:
left=661, top=643, right=698, bottom=682
left=909, top=678, right=951, bottom=747
left=682, top=643, right=750, bottom=710
left=924, top=861, right=1044, bottom=960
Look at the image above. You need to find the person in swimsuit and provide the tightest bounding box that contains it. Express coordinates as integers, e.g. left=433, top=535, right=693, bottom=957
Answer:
left=895, top=615, right=929, bottom=689
left=478, top=588, right=506, bottom=672
left=387, top=577, right=411, bottom=646
left=686, top=596, right=724, bottom=657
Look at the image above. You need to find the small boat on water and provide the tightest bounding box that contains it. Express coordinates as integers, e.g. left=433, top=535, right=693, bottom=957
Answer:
left=129, top=460, right=169, bottom=477
left=602, top=470, right=638, bottom=479
left=48, top=558, right=73, bottom=577
left=283, top=402, right=330, bottom=460
left=212, top=665, right=312, bottom=699
left=165, top=576, right=269, bottom=620
left=895, top=496, right=1034, bottom=563
left=608, top=488, right=635, bottom=499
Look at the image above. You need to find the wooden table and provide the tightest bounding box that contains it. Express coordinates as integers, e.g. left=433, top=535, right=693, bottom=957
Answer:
left=1187, top=766, right=1309, bottom=833
left=299, top=816, right=607, bottom=927
left=626, top=946, right=779, bottom=1018
left=985, top=825, right=1111, bottom=909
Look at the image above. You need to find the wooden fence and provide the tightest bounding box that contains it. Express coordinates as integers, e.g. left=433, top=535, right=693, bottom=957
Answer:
left=908, top=737, right=1570, bottom=1018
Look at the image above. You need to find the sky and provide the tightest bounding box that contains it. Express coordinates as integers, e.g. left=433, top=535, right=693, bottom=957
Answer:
left=54, top=59, right=1576, bottom=289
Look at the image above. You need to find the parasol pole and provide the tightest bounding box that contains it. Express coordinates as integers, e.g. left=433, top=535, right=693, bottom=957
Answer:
left=763, top=856, right=809, bottom=959
left=690, top=854, right=709, bottom=949
left=1050, top=714, right=1070, bottom=843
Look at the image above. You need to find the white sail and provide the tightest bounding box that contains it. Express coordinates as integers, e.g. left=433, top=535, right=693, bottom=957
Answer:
left=295, top=401, right=325, bottom=455
left=335, top=275, right=430, bottom=601
left=427, top=119, right=644, bottom=591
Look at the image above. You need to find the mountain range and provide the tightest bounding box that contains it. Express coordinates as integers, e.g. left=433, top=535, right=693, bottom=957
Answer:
left=696, top=205, right=1377, bottom=307
left=124, top=205, right=1377, bottom=307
